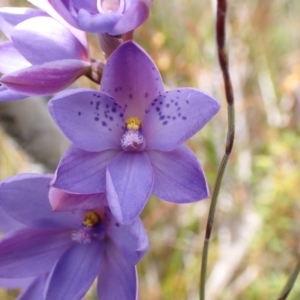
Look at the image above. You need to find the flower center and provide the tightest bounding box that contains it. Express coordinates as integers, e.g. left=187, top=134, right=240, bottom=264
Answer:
left=83, top=211, right=100, bottom=227
left=101, top=0, right=120, bottom=13
left=72, top=211, right=100, bottom=244
left=121, top=117, right=145, bottom=151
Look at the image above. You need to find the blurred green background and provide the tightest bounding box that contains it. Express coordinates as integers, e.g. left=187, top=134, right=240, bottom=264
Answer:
left=1, top=0, right=300, bottom=299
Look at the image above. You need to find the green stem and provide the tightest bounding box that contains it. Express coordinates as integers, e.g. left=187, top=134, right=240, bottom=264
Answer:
left=199, top=0, right=235, bottom=299
left=276, top=256, right=300, bottom=300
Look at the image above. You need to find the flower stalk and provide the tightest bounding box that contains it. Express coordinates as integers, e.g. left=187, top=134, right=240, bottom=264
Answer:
left=276, top=256, right=300, bottom=300
left=199, top=0, right=235, bottom=299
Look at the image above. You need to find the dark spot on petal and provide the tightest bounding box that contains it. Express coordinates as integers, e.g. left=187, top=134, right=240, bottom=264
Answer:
left=97, top=95, right=101, bottom=98
left=166, top=103, right=170, bottom=108
left=145, top=92, right=148, bottom=98
left=177, top=90, right=181, bottom=93
left=78, top=112, right=81, bottom=116
left=102, top=121, right=107, bottom=126
left=156, top=107, right=160, bottom=112
left=182, top=116, right=187, bottom=120
left=175, top=102, right=178, bottom=106
left=177, top=107, right=181, bottom=111
left=115, top=222, right=120, bottom=227
left=163, top=121, right=168, bottom=125
left=90, top=101, right=94, bottom=105
left=178, top=113, right=181, bottom=117
left=159, top=115, right=165, bottom=120
left=129, top=94, right=133, bottom=99
left=171, top=99, right=174, bottom=103
left=115, top=87, right=118, bottom=92
left=159, top=101, right=163, bottom=104
left=109, top=116, right=113, bottom=121
left=186, top=100, right=189, bottom=104
left=106, top=104, right=109, bottom=109
left=119, top=113, right=124, bottom=117
left=167, top=115, right=171, bottom=119
left=112, top=107, right=116, bottom=113
left=173, top=117, right=176, bottom=120
left=95, top=117, right=99, bottom=121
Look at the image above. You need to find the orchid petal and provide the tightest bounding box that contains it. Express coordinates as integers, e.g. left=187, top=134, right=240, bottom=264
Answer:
left=73, top=0, right=98, bottom=12
left=0, top=173, right=81, bottom=229
left=97, top=241, right=137, bottom=300
left=0, top=228, right=72, bottom=277
left=106, top=151, right=153, bottom=224
left=53, top=145, right=119, bottom=194
left=11, top=16, right=88, bottom=64
left=106, top=212, right=148, bottom=264
left=50, top=187, right=107, bottom=211
left=0, top=206, right=23, bottom=234
left=18, top=275, right=47, bottom=300
left=0, top=59, right=89, bottom=96
left=0, top=41, right=31, bottom=74
left=0, top=7, right=46, bottom=38
left=0, top=277, right=34, bottom=289
left=147, top=145, right=209, bottom=202
left=0, top=85, right=26, bottom=102
left=109, top=0, right=151, bottom=35
left=28, top=0, right=79, bottom=28
left=143, top=88, right=220, bottom=150
left=46, top=242, right=104, bottom=300
left=48, top=89, right=124, bottom=152
left=101, top=41, right=164, bottom=120
left=77, top=9, right=120, bottom=33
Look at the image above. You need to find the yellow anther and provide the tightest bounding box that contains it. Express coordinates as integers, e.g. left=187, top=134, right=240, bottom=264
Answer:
left=125, top=117, right=141, bottom=131
left=83, top=211, right=100, bottom=227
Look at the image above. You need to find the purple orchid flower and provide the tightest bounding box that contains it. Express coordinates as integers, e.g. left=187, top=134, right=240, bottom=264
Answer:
left=0, top=7, right=90, bottom=100
left=48, top=41, right=221, bottom=224
left=28, top=0, right=152, bottom=35
left=0, top=173, right=148, bottom=300
left=0, top=199, right=47, bottom=300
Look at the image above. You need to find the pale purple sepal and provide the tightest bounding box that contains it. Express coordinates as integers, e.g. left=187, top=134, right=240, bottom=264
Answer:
left=52, top=145, right=119, bottom=194
left=1, top=59, right=90, bottom=96
left=17, top=275, right=47, bottom=300
left=49, top=187, right=107, bottom=211
left=0, top=7, right=47, bottom=37
left=147, top=145, right=209, bottom=203
left=106, top=151, right=153, bottom=224
left=0, top=41, right=31, bottom=74
left=0, top=85, right=26, bottom=101
left=11, top=16, right=89, bottom=64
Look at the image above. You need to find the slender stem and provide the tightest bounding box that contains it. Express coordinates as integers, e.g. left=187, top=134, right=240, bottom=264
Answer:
left=199, top=0, right=235, bottom=299
left=276, top=256, right=300, bottom=300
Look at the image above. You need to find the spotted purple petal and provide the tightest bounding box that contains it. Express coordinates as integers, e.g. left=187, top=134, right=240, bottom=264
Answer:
left=100, top=41, right=164, bottom=120
left=48, top=89, right=124, bottom=152
left=143, top=88, right=221, bottom=151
